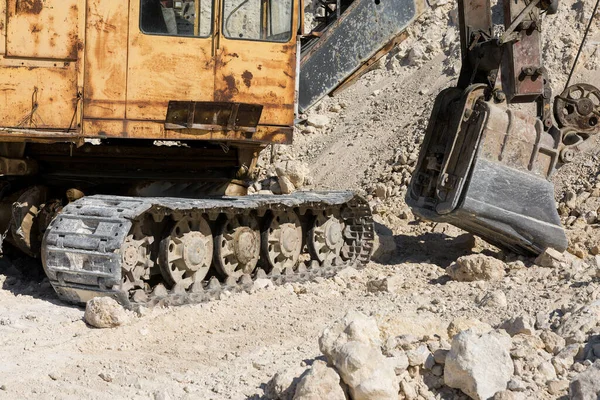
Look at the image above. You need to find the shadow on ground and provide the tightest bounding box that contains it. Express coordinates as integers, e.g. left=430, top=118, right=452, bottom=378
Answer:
left=0, top=244, right=66, bottom=306
left=390, top=226, right=503, bottom=269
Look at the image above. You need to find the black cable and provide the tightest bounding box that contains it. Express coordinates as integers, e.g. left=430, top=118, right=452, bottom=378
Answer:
left=565, top=0, right=600, bottom=91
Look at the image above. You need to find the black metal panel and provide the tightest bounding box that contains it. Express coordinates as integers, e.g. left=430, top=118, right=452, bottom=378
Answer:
left=165, top=101, right=263, bottom=132
left=299, top=0, right=417, bottom=112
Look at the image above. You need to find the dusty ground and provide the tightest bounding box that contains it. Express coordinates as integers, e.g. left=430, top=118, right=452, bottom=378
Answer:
left=1, top=1, right=600, bottom=399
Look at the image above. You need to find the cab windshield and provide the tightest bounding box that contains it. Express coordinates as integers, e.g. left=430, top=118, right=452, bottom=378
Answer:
left=223, top=0, right=293, bottom=42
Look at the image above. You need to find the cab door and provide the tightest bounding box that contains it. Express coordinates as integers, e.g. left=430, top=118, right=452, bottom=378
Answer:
left=126, top=0, right=217, bottom=121
left=215, top=0, right=298, bottom=127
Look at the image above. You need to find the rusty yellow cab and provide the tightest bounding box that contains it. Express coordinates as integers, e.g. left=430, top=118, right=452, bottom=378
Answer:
left=0, top=0, right=301, bottom=196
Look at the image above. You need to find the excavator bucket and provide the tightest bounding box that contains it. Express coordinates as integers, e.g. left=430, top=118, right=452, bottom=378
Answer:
left=407, top=85, right=568, bottom=255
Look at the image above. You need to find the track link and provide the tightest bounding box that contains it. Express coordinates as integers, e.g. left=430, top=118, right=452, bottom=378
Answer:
left=42, top=192, right=373, bottom=309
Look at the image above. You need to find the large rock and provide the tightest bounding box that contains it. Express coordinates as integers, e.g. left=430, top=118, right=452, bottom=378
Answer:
left=292, top=361, right=345, bottom=400
left=366, top=275, right=403, bottom=293
left=557, top=300, right=600, bottom=344
left=319, top=311, right=382, bottom=353
left=306, top=114, right=330, bottom=129
left=446, top=254, right=505, bottom=282
left=84, top=297, right=130, bottom=328
left=499, top=315, right=535, bottom=337
left=319, top=311, right=398, bottom=400
left=266, top=366, right=307, bottom=400
left=444, top=330, right=513, bottom=400
left=569, top=360, right=600, bottom=400
left=275, top=161, right=311, bottom=189
left=535, top=248, right=567, bottom=268
left=540, top=330, right=566, bottom=355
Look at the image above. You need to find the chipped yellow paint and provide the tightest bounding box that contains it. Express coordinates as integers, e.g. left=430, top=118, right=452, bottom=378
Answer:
left=0, top=0, right=6, bottom=55
left=0, top=0, right=300, bottom=144
left=126, top=1, right=216, bottom=121
left=0, top=59, right=78, bottom=129
left=83, top=0, right=128, bottom=119
left=215, top=40, right=297, bottom=126
left=6, top=0, right=79, bottom=60
left=82, top=120, right=293, bottom=144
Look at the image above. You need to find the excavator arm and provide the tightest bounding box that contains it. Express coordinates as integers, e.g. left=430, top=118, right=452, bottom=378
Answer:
left=407, top=0, right=599, bottom=255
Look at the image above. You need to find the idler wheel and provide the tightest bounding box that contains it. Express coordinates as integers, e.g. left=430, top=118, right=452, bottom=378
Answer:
left=214, top=214, right=260, bottom=279
left=121, top=222, right=154, bottom=292
left=261, top=210, right=302, bottom=271
left=308, top=210, right=345, bottom=265
left=554, top=83, right=600, bottom=133
left=159, top=216, right=213, bottom=288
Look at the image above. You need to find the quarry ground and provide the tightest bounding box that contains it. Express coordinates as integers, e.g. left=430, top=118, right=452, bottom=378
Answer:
left=1, top=1, right=600, bottom=399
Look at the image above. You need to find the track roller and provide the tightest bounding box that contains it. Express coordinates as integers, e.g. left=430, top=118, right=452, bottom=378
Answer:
left=214, top=214, right=261, bottom=279
left=121, top=222, right=154, bottom=292
left=308, top=210, right=345, bottom=265
left=261, top=210, right=302, bottom=271
left=159, top=216, right=213, bottom=289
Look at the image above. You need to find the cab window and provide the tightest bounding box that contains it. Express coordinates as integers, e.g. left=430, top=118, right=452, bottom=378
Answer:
left=222, top=0, right=293, bottom=42
left=141, top=0, right=213, bottom=37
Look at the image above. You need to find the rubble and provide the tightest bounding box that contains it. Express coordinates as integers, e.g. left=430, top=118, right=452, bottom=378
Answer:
left=556, top=300, right=600, bottom=345
left=266, top=366, right=307, bottom=400
left=444, top=330, right=513, bottom=400
left=319, top=312, right=399, bottom=400
left=306, top=114, right=330, bottom=129
left=569, top=360, right=600, bottom=400
left=446, top=254, right=506, bottom=282
left=84, top=297, right=130, bottom=329
left=499, top=315, right=535, bottom=337
left=447, top=318, right=493, bottom=338
left=534, top=248, right=566, bottom=268
left=292, top=361, right=345, bottom=400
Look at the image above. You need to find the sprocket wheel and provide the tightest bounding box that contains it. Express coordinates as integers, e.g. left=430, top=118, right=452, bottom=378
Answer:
left=214, top=214, right=261, bottom=279
left=159, top=216, right=213, bottom=289
left=121, top=222, right=154, bottom=292
left=554, top=83, right=600, bottom=133
left=261, top=210, right=303, bottom=272
left=308, top=210, right=345, bottom=265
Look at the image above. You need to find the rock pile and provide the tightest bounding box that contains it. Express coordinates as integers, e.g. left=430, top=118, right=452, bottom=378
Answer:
left=249, top=159, right=312, bottom=195
left=267, top=301, right=600, bottom=400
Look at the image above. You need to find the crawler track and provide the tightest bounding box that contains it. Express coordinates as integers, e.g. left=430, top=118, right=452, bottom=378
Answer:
left=42, top=192, right=373, bottom=309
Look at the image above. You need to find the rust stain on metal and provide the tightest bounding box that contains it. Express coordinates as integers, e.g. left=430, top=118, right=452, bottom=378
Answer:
left=0, top=0, right=300, bottom=143
left=215, top=75, right=239, bottom=102
left=241, top=71, right=253, bottom=88
left=16, top=0, right=43, bottom=14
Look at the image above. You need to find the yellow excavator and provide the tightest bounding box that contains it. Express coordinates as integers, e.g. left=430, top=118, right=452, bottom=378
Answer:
left=0, top=0, right=596, bottom=307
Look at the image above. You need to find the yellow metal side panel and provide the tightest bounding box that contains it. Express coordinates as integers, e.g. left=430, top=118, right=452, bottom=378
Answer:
left=0, top=61, right=78, bottom=129
left=83, top=0, right=128, bottom=119
left=215, top=41, right=297, bottom=126
left=126, top=3, right=215, bottom=121
left=6, top=0, right=79, bottom=60
left=0, top=0, right=6, bottom=55
left=83, top=120, right=293, bottom=144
